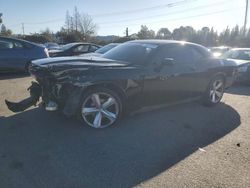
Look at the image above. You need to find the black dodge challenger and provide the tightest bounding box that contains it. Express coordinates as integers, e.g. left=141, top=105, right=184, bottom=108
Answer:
left=6, top=40, right=236, bottom=128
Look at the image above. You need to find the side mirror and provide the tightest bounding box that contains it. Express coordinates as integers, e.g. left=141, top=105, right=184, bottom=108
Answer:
left=162, top=58, right=174, bottom=66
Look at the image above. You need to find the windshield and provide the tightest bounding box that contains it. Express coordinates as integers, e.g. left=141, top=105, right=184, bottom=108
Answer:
left=102, top=42, right=158, bottom=64
left=95, top=44, right=118, bottom=54
left=61, top=43, right=76, bottom=51
left=223, top=49, right=250, bottom=60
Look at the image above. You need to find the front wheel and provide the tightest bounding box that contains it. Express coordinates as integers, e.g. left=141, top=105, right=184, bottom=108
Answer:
left=202, top=76, right=225, bottom=106
left=79, top=88, right=123, bottom=129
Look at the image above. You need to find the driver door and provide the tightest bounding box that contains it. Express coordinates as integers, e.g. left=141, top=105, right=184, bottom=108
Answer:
left=142, top=44, right=204, bottom=106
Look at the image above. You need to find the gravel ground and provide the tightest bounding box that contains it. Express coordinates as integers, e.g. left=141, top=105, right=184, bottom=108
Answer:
left=0, top=75, right=249, bottom=188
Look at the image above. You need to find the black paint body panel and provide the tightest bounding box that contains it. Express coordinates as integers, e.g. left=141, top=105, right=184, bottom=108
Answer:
left=29, top=41, right=236, bottom=115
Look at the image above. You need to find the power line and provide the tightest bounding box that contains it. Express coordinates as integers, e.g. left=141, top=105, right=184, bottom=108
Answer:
left=97, top=0, right=234, bottom=25
left=91, top=0, right=197, bottom=17
left=100, top=6, right=244, bottom=29
left=7, top=0, right=198, bottom=26
left=25, top=18, right=64, bottom=25
left=6, top=0, right=243, bottom=33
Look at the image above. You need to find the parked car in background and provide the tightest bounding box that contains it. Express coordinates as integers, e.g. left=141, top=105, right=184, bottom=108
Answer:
left=0, top=36, right=49, bottom=72
left=44, top=42, right=60, bottom=50
left=6, top=40, right=236, bottom=129
left=209, top=46, right=231, bottom=57
left=222, top=48, right=250, bottom=84
left=81, top=43, right=120, bottom=57
left=49, top=42, right=101, bottom=57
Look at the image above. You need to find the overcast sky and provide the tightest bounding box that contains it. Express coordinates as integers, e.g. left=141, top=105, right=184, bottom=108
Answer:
left=0, top=0, right=247, bottom=36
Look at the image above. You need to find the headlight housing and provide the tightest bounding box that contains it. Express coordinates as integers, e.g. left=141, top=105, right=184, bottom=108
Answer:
left=238, top=65, right=248, bottom=72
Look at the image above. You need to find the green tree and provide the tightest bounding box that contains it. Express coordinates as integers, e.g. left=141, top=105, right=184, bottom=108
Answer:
left=219, top=27, right=231, bottom=46
left=156, top=28, right=171, bottom=39
left=172, top=26, right=195, bottom=41
left=137, top=25, right=155, bottom=39
left=0, top=24, right=12, bottom=36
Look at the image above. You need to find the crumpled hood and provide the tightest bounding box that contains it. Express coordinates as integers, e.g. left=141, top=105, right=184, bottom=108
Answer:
left=31, top=56, right=128, bottom=69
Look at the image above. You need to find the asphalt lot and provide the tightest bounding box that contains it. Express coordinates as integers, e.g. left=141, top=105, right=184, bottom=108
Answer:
left=0, top=74, right=249, bottom=188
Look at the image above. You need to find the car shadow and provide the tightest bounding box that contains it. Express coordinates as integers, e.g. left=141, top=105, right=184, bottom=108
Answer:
left=0, top=102, right=240, bottom=188
left=0, top=72, right=29, bottom=80
left=226, top=85, right=250, bottom=96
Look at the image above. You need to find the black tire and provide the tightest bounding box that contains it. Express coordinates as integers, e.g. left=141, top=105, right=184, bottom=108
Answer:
left=202, top=76, right=225, bottom=106
left=78, top=87, right=123, bottom=128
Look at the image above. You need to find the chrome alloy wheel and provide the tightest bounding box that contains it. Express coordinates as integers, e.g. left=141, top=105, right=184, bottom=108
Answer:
left=209, top=79, right=224, bottom=103
left=81, top=92, right=119, bottom=128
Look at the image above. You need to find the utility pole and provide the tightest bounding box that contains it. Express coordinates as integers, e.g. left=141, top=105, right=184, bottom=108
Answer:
left=0, top=13, right=3, bottom=24
left=126, top=27, right=128, bottom=37
left=21, top=23, right=25, bottom=35
left=244, top=0, right=248, bottom=35
left=74, top=6, right=78, bottom=32
left=75, top=15, right=78, bottom=32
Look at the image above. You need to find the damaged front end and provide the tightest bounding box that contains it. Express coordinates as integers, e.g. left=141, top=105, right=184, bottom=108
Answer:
left=5, top=59, right=87, bottom=116
left=5, top=56, right=128, bottom=117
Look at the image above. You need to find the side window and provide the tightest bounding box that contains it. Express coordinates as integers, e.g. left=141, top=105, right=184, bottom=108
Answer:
left=156, top=45, right=190, bottom=64
left=186, top=47, right=205, bottom=62
left=73, top=45, right=89, bottom=53
left=89, top=45, right=99, bottom=52
left=155, top=45, right=205, bottom=65
left=0, top=39, right=14, bottom=49
left=13, top=41, right=24, bottom=49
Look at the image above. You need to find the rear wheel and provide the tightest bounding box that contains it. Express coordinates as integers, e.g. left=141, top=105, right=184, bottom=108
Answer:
left=79, top=88, right=123, bottom=128
left=202, top=76, right=225, bottom=106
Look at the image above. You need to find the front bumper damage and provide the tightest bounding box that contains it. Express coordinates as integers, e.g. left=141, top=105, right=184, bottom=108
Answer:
left=5, top=82, right=42, bottom=112
left=5, top=81, right=83, bottom=117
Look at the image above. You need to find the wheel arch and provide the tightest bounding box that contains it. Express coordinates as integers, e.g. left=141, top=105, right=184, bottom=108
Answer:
left=82, top=82, right=127, bottom=103
left=210, top=72, right=226, bottom=83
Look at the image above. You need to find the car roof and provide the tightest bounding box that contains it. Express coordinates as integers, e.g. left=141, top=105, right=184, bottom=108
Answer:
left=128, top=39, right=205, bottom=48
left=210, top=46, right=230, bottom=49
left=0, top=36, right=31, bottom=43
left=230, top=48, right=250, bottom=51
left=0, top=36, right=40, bottom=47
left=67, top=42, right=99, bottom=46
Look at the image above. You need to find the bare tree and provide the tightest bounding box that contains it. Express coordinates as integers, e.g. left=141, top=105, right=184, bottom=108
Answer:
left=63, top=8, right=97, bottom=41
left=78, top=13, right=97, bottom=39
left=65, top=10, right=71, bottom=33
left=73, top=6, right=81, bottom=32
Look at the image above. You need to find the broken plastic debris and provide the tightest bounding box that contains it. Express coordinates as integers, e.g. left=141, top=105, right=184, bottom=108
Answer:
left=198, top=148, right=206, bottom=152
